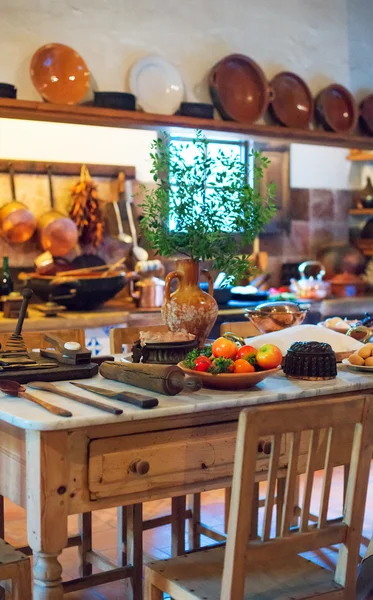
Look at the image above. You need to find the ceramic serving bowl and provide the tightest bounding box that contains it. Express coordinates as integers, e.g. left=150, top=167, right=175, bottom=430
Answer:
left=178, top=363, right=280, bottom=390
left=209, top=54, right=270, bottom=123
left=269, top=71, right=313, bottom=128
left=315, top=84, right=358, bottom=133
left=30, top=43, right=90, bottom=104
left=246, top=301, right=307, bottom=333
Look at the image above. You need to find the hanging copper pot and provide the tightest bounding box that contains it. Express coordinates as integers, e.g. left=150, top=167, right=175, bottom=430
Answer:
left=0, top=164, right=37, bottom=243
left=37, top=167, right=78, bottom=257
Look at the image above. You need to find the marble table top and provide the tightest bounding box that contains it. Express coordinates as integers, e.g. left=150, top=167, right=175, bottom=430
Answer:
left=0, top=365, right=372, bottom=431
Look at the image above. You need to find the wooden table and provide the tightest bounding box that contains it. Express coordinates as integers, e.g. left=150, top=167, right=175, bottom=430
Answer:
left=0, top=366, right=372, bottom=599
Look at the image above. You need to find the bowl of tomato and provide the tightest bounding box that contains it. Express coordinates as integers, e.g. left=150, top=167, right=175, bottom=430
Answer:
left=178, top=336, right=282, bottom=390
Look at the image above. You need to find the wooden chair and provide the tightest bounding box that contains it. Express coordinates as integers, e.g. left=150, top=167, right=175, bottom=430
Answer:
left=0, top=539, right=31, bottom=599
left=220, top=320, right=261, bottom=338
left=145, top=393, right=373, bottom=599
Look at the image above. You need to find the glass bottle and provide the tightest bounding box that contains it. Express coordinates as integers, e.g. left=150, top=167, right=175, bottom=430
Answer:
left=0, top=256, right=13, bottom=296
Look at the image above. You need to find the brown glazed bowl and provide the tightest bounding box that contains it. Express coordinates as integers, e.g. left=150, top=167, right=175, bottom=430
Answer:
left=360, top=94, right=373, bottom=135
left=315, top=84, right=358, bottom=133
left=209, top=54, right=270, bottom=123
left=269, top=72, right=313, bottom=128
left=30, top=43, right=90, bottom=104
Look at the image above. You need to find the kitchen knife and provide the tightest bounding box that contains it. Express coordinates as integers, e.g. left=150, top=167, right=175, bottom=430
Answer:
left=28, top=381, right=123, bottom=415
left=70, top=381, right=158, bottom=409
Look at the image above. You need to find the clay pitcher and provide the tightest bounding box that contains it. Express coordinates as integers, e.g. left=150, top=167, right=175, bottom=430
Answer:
left=162, top=259, right=218, bottom=344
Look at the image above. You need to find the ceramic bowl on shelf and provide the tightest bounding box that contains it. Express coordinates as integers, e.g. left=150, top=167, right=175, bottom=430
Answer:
left=360, top=94, right=373, bottom=135
left=209, top=54, right=270, bottom=123
left=177, top=362, right=281, bottom=390
left=129, top=55, right=184, bottom=115
left=245, top=301, right=307, bottom=334
left=30, top=43, right=90, bottom=105
left=269, top=71, right=313, bottom=129
left=315, top=84, right=358, bottom=133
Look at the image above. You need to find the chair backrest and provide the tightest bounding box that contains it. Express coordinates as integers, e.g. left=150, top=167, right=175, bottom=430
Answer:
left=0, top=328, right=85, bottom=352
left=220, top=321, right=260, bottom=338
left=221, top=394, right=373, bottom=600
left=110, top=325, right=169, bottom=353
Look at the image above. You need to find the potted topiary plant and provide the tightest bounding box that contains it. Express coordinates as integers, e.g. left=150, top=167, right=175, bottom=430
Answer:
left=140, top=130, right=276, bottom=343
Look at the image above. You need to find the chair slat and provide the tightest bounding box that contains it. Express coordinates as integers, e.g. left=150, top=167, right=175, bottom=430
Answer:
left=281, top=431, right=301, bottom=536
left=318, top=427, right=335, bottom=528
left=300, top=429, right=320, bottom=532
left=262, top=434, right=282, bottom=541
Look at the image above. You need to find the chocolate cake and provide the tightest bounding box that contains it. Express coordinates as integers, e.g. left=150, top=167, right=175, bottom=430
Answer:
left=283, top=341, right=337, bottom=380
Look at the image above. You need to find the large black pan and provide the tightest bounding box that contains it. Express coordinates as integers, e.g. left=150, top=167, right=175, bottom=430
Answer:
left=25, top=272, right=127, bottom=311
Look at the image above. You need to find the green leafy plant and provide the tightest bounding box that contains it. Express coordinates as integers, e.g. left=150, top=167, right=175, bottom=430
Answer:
left=140, top=130, right=276, bottom=283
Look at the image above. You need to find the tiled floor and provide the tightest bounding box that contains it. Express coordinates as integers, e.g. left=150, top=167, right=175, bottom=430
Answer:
left=4, top=464, right=373, bottom=599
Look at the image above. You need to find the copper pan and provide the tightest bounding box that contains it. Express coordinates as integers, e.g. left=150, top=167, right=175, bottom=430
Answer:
left=37, top=167, right=78, bottom=257
left=0, top=164, right=37, bottom=243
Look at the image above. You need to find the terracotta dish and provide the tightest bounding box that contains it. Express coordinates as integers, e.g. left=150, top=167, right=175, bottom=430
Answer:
left=360, top=94, right=373, bottom=135
left=209, top=54, right=269, bottom=123
left=178, top=363, right=280, bottom=390
left=269, top=72, right=313, bottom=128
left=315, top=84, right=358, bottom=133
left=30, top=43, right=90, bottom=104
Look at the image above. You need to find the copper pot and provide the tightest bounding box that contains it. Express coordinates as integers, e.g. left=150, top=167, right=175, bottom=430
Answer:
left=0, top=165, right=37, bottom=243
left=37, top=168, right=78, bottom=257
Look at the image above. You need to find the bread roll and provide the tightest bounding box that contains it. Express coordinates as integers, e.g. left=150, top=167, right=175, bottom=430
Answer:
left=358, top=346, right=371, bottom=359
left=349, top=353, right=365, bottom=366
left=365, top=356, right=373, bottom=366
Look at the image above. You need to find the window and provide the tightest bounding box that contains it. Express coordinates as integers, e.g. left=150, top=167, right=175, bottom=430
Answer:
left=168, top=134, right=252, bottom=231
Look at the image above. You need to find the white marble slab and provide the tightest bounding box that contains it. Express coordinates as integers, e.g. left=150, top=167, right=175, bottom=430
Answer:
left=0, top=365, right=372, bottom=431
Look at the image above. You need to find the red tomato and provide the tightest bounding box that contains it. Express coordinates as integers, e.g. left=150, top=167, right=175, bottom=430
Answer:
left=256, top=344, right=283, bottom=370
left=237, top=345, right=257, bottom=361
left=212, top=337, right=238, bottom=360
left=233, top=359, right=255, bottom=373
left=194, top=356, right=211, bottom=372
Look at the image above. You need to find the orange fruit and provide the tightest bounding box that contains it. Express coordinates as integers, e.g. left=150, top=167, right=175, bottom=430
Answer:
left=233, top=359, right=255, bottom=373
left=212, top=337, right=238, bottom=360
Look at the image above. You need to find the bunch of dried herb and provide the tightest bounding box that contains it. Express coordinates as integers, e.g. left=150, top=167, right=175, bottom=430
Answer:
left=69, top=166, right=104, bottom=247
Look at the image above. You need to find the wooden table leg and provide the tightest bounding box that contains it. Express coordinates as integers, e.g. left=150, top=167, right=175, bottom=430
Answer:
left=117, top=506, right=127, bottom=567
left=78, top=512, right=92, bottom=577
left=224, top=488, right=231, bottom=533
left=26, top=430, right=69, bottom=600
left=126, top=504, right=143, bottom=600
left=188, top=493, right=201, bottom=551
left=171, top=496, right=186, bottom=556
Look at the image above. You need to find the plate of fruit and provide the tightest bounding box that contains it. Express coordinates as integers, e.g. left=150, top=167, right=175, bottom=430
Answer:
left=178, top=336, right=282, bottom=390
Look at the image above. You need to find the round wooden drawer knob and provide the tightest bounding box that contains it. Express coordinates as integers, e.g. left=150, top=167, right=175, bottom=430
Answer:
left=130, top=460, right=150, bottom=476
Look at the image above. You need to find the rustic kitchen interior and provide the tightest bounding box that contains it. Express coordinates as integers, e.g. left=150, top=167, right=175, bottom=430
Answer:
left=1, top=1, right=373, bottom=599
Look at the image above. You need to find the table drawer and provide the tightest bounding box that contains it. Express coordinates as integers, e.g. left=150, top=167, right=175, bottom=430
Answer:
left=88, top=423, right=286, bottom=500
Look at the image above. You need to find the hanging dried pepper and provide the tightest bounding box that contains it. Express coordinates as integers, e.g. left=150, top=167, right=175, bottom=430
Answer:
left=69, top=165, right=104, bottom=247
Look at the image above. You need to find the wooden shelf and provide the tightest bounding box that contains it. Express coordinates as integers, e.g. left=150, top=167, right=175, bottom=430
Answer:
left=349, top=208, right=373, bottom=215
left=1, top=98, right=373, bottom=149
left=0, top=159, right=135, bottom=178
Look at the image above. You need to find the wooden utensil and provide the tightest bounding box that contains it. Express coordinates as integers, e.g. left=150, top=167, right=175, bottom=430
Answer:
left=0, top=380, right=72, bottom=417
left=99, top=361, right=202, bottom=396
left=71, top=381, right=158, bottom=409
left=27, top=381, right=123, bottom=415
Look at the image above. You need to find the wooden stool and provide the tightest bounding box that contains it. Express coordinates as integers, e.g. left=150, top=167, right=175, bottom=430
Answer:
left=0, top=538, right=31, bottom=599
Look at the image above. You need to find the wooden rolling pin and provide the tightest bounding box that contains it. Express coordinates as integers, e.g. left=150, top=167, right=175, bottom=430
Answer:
left=99, top=362, right=202, bottom=396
